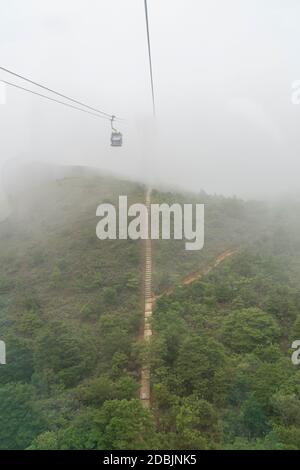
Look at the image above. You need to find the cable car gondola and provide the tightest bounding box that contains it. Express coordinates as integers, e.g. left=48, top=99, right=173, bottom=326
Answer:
left=111, top=115, right=123, bottom=147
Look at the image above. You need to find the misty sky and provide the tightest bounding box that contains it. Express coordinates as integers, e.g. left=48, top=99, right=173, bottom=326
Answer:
left=1, top=0, right=300, bottom=198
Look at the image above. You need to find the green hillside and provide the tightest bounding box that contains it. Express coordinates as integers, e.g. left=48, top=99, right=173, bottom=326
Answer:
left=0, top=171, right=149, bottom=450
left=150, top=207, right=300, bottom=449
left=0, top=167, right=299, bottom=450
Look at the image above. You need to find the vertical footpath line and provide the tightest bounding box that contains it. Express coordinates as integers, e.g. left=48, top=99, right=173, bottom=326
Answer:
left=140, top=188, right=152, bottom=408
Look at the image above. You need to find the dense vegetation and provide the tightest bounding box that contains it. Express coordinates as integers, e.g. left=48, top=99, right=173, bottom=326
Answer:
left=150, top=208, right=300, bottom=449
left=0, top=170, right=148, bottom=449
left=0, top=167, right=299, bottom=449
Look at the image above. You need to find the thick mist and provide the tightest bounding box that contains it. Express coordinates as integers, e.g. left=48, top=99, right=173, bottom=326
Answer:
left=0, top=0, right=300, bottom=199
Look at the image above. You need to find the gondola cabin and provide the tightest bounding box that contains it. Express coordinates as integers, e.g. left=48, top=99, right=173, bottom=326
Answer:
left=111, top=131, right=123, bottom=147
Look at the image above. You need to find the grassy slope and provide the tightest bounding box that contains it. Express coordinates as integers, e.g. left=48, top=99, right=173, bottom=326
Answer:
left=0, top=172, right=145, bottom=327
left=0, top=171, right=149, bottom=449
left=0, top=166, right=293, bottom=449
left=151, top=189, right=271, bottom=293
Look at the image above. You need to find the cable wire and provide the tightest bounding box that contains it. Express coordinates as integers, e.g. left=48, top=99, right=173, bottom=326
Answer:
left=0, top=65, right=119, bottom=120
left=144, top=0, right=156, bottom=117
left=1, top=79, right=112, bottom=120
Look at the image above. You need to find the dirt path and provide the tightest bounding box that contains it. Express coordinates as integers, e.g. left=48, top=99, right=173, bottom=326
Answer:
left=140, top=188, right=152, bottom=409
left=182, top=249, right=237, bottom=286
left=154, top=248, right=238, bottom=300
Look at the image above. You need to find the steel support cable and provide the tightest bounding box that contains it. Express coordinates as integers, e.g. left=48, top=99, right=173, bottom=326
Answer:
left=1, top=79, right=112, bottom=120
left=0, top=66, right=121, bottom=120
left=144, top=0, right=156, bottom=117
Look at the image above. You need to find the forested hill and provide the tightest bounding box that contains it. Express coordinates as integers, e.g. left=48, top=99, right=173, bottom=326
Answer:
left=0, top=168, right=145, bottom=449
left=150, top=205, right=300, bottom=449
left=0, top=164, right=298, bottom=449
